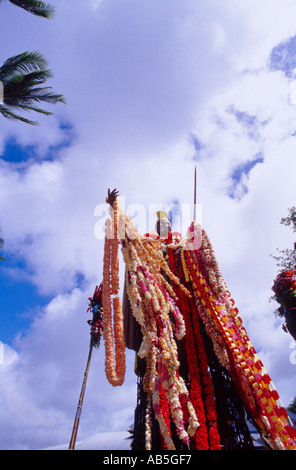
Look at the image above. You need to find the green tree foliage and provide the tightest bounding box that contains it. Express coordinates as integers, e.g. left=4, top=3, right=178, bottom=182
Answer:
left=0, top=0, right=54, bottom=18
left=281, top=207, right=296, bottom=233
left=0, top=51, right=65, bottom=125
left=287, top=397, right=296, bottom=415
left=0, top=0, right=65, bottom=124
left=271, top=207, right=296, bottom=271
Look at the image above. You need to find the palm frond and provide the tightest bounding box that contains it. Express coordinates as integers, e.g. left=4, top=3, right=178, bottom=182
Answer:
left=14, top=104, right=53, bottom=115
left=0, top=103, right=39, bottom=124
left=0, top=51, right=48, bottom=84
left=6, top=0, right=55, bottom=18
left=0, top=50, right=65, bottom=124
left=4, top=70, right=54, bottom=100
left=4, top=80, right=65, bottom=106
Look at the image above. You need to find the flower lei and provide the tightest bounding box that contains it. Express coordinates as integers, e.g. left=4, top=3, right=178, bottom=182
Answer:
left=168, top=246, right=221, bottom=450
left=102, top=200, right=126, bottom=386
left=87, top=283, right=104, bottom=349
left=118, top=205, right=199, bottom=450
left=272, top=269, right=296, bottom=310
left=183, top=223, right=296, bottom=450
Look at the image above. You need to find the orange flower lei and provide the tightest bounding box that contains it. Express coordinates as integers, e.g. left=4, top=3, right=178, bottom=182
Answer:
left=102, top=200, right=126, bottom=387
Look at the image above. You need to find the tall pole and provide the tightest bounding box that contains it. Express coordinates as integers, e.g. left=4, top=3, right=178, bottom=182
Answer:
left=68, top=283, right=103, bottom=450
left=193, top=165, right=197, bottom=222
left=69, top=345, right=93, bottom=450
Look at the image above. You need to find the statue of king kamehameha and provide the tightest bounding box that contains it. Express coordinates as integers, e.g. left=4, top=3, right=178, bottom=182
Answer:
left=101, top=188, right=296, bottom=451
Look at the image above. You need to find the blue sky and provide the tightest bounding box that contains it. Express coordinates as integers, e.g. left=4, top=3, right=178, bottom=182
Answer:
left=0, top=0, right=296, bottom=450
left=0, top=257, right=50, bottom=343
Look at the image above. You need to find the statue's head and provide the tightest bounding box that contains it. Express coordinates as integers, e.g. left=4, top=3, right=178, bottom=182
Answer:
left=155, top=210, right=171, bottom=237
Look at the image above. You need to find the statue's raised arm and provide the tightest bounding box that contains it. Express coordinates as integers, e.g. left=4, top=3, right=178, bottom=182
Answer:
left=106, top=188, right=119, bottom=207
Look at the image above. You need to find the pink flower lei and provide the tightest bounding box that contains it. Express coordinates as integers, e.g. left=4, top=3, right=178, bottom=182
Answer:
left=118, top=208, right=198, bottom=450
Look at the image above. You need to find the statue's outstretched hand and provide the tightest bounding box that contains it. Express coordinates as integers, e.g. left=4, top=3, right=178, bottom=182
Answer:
left=106, top=188, right=119, bottom=207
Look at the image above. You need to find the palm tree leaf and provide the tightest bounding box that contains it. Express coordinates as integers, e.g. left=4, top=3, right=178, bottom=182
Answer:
left=4, top=79, right=65, bottom=106
left=4, top=0, right=55, bottom=18
left=0, top=50, right=65, bottom=125
left=4, top=69, right=53, bottom=91
left=20, top=89, right=65, bottom=105
left=4, top=99, right=55, bottom=114
left=0, top=103, right=38, bottom=124
left=0, top=51, right=48, bottom=84
left=19, top=104, right=53, bottom=115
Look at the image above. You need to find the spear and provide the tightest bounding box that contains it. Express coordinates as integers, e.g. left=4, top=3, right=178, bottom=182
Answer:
left=193, top=165, right=197, bottom=222
left=68, top=345, right=93, bottom=450
left=69, top=284, right=103, bottom=450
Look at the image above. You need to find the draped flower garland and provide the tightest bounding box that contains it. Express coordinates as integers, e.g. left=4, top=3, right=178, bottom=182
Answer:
left=87, top=283, right=104, bottom=349
left=101, top=197, right=296, bottom=451
left=182, top=222, right=296, bottom=450
left=168, top=245, right=221, bottom=450
left=120, top=217, right=199, bottom=450
left=102, top=200, right=126, bottom=386
left=272, top=269, right=296, bottom=313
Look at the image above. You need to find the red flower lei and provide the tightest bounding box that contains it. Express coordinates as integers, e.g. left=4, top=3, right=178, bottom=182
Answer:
left=168, top=247, right=221, bottom=450
left=158, top=380, right=172, bottom=449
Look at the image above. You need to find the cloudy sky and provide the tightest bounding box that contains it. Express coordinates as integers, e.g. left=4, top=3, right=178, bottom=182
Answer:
left=0, top=0, right=296, bottom=450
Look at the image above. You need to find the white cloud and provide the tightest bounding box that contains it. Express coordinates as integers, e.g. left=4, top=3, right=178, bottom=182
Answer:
left=0, top=287, right=137, bottom=449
